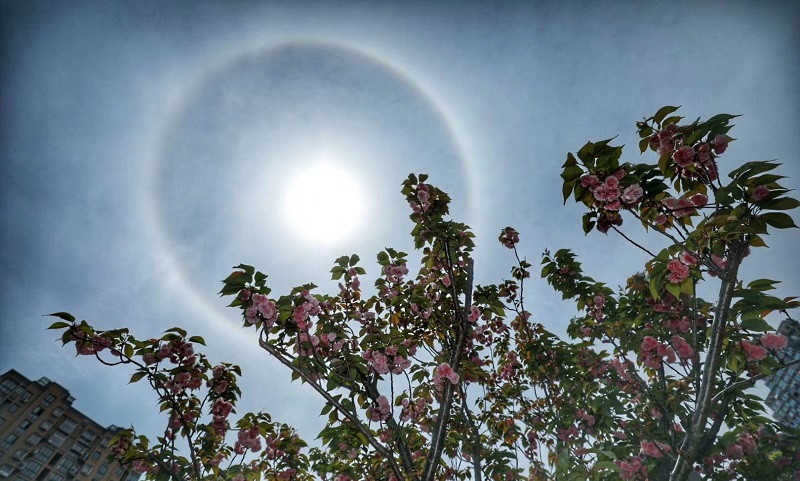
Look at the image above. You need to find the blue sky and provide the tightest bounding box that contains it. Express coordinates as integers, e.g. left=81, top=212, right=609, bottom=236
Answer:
left=1, top=0, right=798, bottom=446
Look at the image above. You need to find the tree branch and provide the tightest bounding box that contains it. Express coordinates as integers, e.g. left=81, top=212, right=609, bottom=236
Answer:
left=257, top=334, right=408, bottom=481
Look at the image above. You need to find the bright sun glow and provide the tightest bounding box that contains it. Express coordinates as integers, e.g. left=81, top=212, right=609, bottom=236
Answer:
left=282, top=163, right=366, bottom=244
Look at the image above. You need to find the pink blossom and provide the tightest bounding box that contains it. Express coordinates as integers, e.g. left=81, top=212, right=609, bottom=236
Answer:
left=679, top=250, right=698, bottom=266
left=697, top=143, right=711, bottom=162
left=666, top=259, right=690, bottom=284
left=593, top=295, right=606, bottom=309
left=615, top=456, right=643, bottom=480
left=712, top=134, right=728, bottom=154
left=621, top=184, right=644, bottom=204
left=613, top=169, right=627, bottom=180
left=604, top=176, right=620, bottom=189
left=738, top=432, right=757, bottom=455
left=641, top=336, right=660, bottom=352
left=672, top=146, right=695, bottom=168
left=367, top=395, right=392, bottom=422
left=752, top=185, right=770, bottom=202
left=662, top=197, right=696, bottom=218
left=641, top=440, right=671, bottom=458
left=740, top=341, right=768, bottom=361
left=761, top=333, right=788, bottom=350
left=690, top=193, right=708, bottom=207
left=580, top=175, right=600, bottom=188
left=499, top=227, right=520, bottom=249
left=434, top=362, right=459, bottom=387
left=672, top=335, right=694, bottom=360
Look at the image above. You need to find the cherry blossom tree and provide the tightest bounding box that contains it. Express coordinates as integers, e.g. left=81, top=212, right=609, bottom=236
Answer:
left=48, top=107, right=800, bottom=481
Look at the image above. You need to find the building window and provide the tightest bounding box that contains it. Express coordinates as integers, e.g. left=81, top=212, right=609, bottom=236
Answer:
left=13, top=385, right=25, bottom=395
left=80, top=430, right=97, bottom=443
left=0, top=378, right=18, bottom=393
left=15, top=420, right=32, bottom=433
left=26, top=433, right=42, bottom=445
left=57, top=456, right=75, bottom=471
left=51, top=407, right=64, bottom=418
left=39, top=420, right=53, bottom=431
left=0, top=416, right=5, bottom=427
left=43, top=394, right=55, bottom=406
left=0, top=464, right=13, bottom=477
left=58, top=419, right=77, bottom=434
left=34, top=444, right=54, bottom=462
left=48, top=431, right=67, bottom=448
left=8, top=403, right=20, bottom=413
left=91, top=450, right=101, bottom=461
left=30, top=406, right=43, bottom=417
left=97, top=464, right=109, bottom=475
left=2, top=433, right=18, bottom=449
left=21, top=459, right=43, bottom=478
left=47, top=472, right=65, bottom=481
left=80, top=464, right=93, bottom=475
left=21, top=392, right=32, bottom=403
left=12, top=448, right=26, bottom=460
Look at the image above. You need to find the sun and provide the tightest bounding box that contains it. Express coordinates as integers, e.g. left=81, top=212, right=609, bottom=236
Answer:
left=282, top=162, right=366, bottom=245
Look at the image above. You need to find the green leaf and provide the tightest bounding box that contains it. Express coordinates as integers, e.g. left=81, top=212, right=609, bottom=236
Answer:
left=761, top=197, right=800, bottom=211
left=741, top=317, right=772, bottom=332
left=47, top=312, right=76, bottom=322
left=654, top=105, right=680, bottom=124
left=638, top=137, right=650, bottom=153
left=129, top=371, right=147, bottom=384
left=188, top=336, right=206, bottom=346
left=47, top=321, right=70, bottom=330
left=760, top=212, right=798, bottom=229
left=562, top=164, right=584, bottom=183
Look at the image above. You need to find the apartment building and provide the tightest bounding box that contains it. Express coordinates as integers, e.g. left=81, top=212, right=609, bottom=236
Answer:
left=765, top=319, right=800, bottom=429
left=0, top=369, right=140, bottom=481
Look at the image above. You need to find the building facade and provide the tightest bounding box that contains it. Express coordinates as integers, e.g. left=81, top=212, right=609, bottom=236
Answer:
left=0, top=369, right=140, bottom=481
left=765, top=319, right=800, bottom=429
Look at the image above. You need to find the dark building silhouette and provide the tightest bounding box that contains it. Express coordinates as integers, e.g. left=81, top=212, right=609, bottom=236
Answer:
left=0, top=369, right=139, bottom=481
left=765, top=319, right=800, bottom=429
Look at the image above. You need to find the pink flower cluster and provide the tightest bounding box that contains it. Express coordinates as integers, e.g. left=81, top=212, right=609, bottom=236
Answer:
left=245, top=293, right=278, bottom=328
left=661, top=192, right=706, bottom=220
left=615, top=456, right=645, bottom=481
left=650, top=123, right=725, bottom=181
left=209, top=365, right=228, bottom=394
left=234, top=427, right=262, bottom=454
left=400, top=396, right=428, bottom=422
left=367, top=395, right=391, bottom=422
left=363, top=345, right=413, bottom=375
left=433, top=362, right=459, bottom=391
left=640, top=439, right=671, bottom=458
left=499, top=227, right=520, bottom=249
left=666, top=258, right=690, bottom=284
left=580, top=169, right=644, bottom=212
left=671, top=335, right=694, bottom=361
left=384, top=263, right=410, bottom=283
left=761, top=333, right=788, bottom=350
left=588, top=294, right=605, bottom=321
left=740, top=340, right=767, bottom=361
left=72, top=329, right=113, bottom=356
left=409, top=182, right=431, bottom=214
left=164, top=369, right=203, bottom=393
left=292, top=291, right=321, bottom=330
left=211, top=398, right=233, bottom=436
left=640, top=336, right=676, bottom=370
left=498, top=352, right=520, bottom=381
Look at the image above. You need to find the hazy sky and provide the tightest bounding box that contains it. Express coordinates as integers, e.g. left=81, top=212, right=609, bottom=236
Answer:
left=1, top=0, right=798, bottom=446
